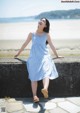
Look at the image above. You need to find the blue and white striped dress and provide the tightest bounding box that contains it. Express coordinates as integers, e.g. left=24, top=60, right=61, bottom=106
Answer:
left=27, top=33, right=58, bottom=81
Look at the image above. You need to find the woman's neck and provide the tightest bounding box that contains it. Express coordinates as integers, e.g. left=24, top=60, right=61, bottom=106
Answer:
left=36, top=29, right=44, bottom=34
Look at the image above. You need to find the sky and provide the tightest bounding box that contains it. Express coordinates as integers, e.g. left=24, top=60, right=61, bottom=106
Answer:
left=0, top=0, right=80, bottom=18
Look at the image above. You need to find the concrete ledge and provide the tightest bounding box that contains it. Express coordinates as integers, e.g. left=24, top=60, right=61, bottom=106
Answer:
left=0, top=57, right=80, bottom=98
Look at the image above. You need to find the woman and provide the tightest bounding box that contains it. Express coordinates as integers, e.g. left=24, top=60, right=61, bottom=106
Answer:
left=14, top=18, right=62, bottom=102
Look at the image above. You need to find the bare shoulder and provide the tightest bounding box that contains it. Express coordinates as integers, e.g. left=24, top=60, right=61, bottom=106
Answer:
left=46, top=33, right=53, bottom=44
left=46, top=33, right=50, bottom=36
left=46, top=33, right=51, bottom=39
left=28, top=32, right=33, bottom=36
left=28, top=32, right=33, bottom=39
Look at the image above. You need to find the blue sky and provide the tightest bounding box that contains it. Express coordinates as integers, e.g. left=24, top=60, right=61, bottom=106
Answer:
left=0, top=0, right=80, bottom=18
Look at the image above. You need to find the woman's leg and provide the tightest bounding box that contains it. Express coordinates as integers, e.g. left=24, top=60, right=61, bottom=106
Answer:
left=41, top=77, right=49, bottom=98
left=42, top=77, right=49, bottom=90
left=31, top=81, right=39, bottom=102
left=31, top=81, right=38, bottom=97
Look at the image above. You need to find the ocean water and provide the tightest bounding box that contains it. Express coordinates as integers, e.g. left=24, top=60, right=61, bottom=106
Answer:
left=0, top=17, right=36, bottom=23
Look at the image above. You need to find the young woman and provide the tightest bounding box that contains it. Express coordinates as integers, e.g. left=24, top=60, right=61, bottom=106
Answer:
left=14, top=18, right=62, bottom=102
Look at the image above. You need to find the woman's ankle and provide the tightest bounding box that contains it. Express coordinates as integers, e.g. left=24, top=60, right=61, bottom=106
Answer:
left=43, top=88, right=48, bottom=91
left=33, top=95, right=37, bottom=97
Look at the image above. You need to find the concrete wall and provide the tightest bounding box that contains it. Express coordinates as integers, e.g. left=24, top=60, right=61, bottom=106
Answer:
left=0, top=57, right=80, bottom=98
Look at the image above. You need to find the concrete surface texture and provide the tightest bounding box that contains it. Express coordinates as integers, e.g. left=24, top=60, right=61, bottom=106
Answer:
left=0, top=57, right=80, bottom=98
left=0, top=97, right=80, bottom=113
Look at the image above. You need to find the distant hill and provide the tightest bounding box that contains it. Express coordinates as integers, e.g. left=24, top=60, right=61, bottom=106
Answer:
left=35, top=9, right=80, bottom=19
left=0, top=9, right=80, bottom=23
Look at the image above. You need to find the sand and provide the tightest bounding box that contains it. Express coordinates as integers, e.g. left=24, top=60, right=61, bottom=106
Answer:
left=0, top=39, right=80, bottom=58
left=0, top=20, right=80, bottom=58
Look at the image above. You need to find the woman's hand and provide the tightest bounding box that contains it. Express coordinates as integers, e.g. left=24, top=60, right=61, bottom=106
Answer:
left=56, top=56, right=64, bottom=58
left=14, top=53, right=19, bottom=58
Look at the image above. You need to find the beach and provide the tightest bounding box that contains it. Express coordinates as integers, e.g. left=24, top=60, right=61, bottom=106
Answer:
left=0, top=20, right=80, bottom=58
left=0, top=39, right=80, bottom=58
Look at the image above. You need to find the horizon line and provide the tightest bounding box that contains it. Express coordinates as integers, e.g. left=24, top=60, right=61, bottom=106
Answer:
left=0, top=8, right=80, bottom=18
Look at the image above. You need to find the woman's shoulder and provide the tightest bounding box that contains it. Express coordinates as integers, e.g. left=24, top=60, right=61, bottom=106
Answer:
left=44, top=33, right=50, bottom=37
left=28, top=32, right=33, bottom=36
left=29, top=32, right=36, bottom=36
left=28, top=32, right=35, bottom=38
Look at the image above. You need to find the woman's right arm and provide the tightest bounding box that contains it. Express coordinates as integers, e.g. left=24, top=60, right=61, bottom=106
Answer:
left=14, top=32, right=32, bottom=57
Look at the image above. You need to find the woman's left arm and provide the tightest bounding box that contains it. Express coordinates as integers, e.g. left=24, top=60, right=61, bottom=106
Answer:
left=47, top=34, right=63, bottom=58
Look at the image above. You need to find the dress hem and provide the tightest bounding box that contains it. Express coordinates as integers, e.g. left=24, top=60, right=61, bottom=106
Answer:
left=29, top=74, right=59, bottom=82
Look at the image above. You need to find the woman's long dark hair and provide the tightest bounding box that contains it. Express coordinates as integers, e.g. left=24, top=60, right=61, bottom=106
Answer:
left=41, top=18, right=50, bottom=44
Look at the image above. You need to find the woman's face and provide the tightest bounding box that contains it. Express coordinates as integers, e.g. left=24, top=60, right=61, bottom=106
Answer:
left=38, top=18, right=46, bottom=29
